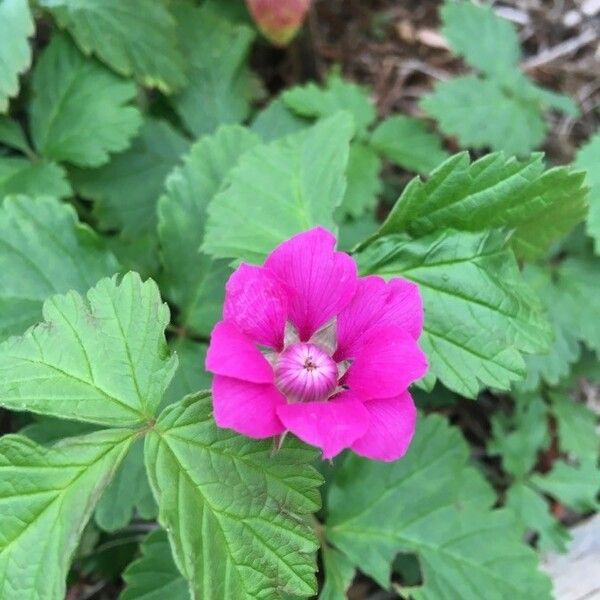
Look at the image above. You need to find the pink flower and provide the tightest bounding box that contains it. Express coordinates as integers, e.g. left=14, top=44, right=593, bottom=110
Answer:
left=245, top=0, right=311, bottom=46
left=205, top=228, right=428, bottom=461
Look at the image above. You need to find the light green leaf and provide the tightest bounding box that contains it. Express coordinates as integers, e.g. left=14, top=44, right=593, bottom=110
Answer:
left=251, top=97, right=309, bottom=142
left=204, top=113, right=353, bottom=263
left=327, top=414, right=551, bottom=598
left=357, top=230, right=552, bottom=397
left=0, top=428, right=134, bottom=600
left=108, top=232, right=160, bottom=280
left=145, top=393, right=322, bottom=599
left=531, top=460, right=600, bottom=513
left=574, top=132, right=600, bottom=253
left=0, top=195, right=118, bottom=339
left=0, top=116, right=32, bottom=154
left=30, top=34, right=142, bottom=167
left=505, top=483, right=570, bottom=553
left=171, top=2, right=257, bottom=136
left=158, top=125, right=260, bottom=335
left=39, top=0, right=185, bottom=92
left=340, top=142, right=381, bottom=219
left=363, top=152, right=587, bottom=260
left=20, top=416, right=97, bottom=445
left=71, top=119, right=189, bottom=234
left=549, top=392, right=599, bottom=463
left=441, top=1, right=520, bottom=78
left=422, top=75, right=546, bottom=155
left=319, top=546, right=355, bottom=600
left=0, top=158, right=71, bottom=199
left=370, top=115, right=448, bottom=174
left=488, top=393, right=550, bottom=479
left=0, top=272, right=177, bottom=426
left=337, top=214, right=379, bottom=252
left=95, top=437, right=156, bottom=532
left=282, top=72, right=375, bottom=136
left=0, top=0, right=34, bottom=112
left=120, top=529, right=189, bottom=600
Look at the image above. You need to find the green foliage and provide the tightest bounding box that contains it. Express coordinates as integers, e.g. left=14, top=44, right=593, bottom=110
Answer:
left=38, top=0, right=186, bottom=92
left=357, top=230, right=551, bottom=396
left=341, top=142, right=382, bottom=218
left=326, top=414, right=552, bottom=598
left=0, top=0, right=33, bottom=112
left=575, top=132, right=600, bottom=253
left=0, top=158, right=71, bottom=199
left=145, top=393, right=322, bottom=599
left=30, top=34, right=142, bottom=167
left=203, top=113, right=353, bottom=263
left=320, top=546, right=355, bottom=600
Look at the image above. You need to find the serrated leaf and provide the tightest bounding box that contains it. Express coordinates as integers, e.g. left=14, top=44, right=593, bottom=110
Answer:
left=505, top=482, right=570, bottom=553
left=0, top=195, right=118, bottom=339
left=95, top=437, right=156, bottom=532
left=357, top=230, right=552, bottom=397
left=39, top=0, right=186, bottom=93
left=422, top=75, right=547, bottom=155
left=531, top=460, right=600, bottom=513
left=574, top=132, right=600, bottom=253
left=282, top=72, right=375, bottom=136
left=0, top=158, right=71, bottom=199
left=30, top=34, right=142, bottom=167
left=0, top=429, right=134, bottom=600
left=108, top=232, right=160, bottom=280
left=370, top=115, right=448, bottom=174
left=327, top=414, right=551, bottom=598
left=0, top=116, right=32, bottom=154
left=0, top=272, right=177, bottom=426
left=145, top=393, right=322, bottom=599
left=251, top=97, right=310, bottom=142
left=204, top=113, right=353, bottom=263
left=319, top=546, right=354, bottom=600
left=488, top=393, right=550, bottom=479
left=158, top=125, right=260, bottom=335
left=364, top=152, right=587, bottom=260
left=340, top=142, right=381, bottom=219
left=120, top=529, right=189, bottom=600
left=171, top=2, right=257, bottom=136
left=0, top=0, right=34, bottom=112
left=71, top=119, right=189, bottom=234
left=441, top=1, right=520, bottom=78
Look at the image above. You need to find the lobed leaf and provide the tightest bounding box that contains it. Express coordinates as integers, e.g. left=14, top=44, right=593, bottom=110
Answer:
left=574, top=132, right=600, bottom=253
left=0, top=158, right=71, bottom=199
left=340, top=142, right=382, bottom=219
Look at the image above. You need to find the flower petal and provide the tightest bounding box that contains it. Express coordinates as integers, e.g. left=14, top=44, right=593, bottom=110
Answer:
left=206, top=321, right=273, bottom=383
left=264, top=227, right=358, bottom=340
left=212, top=376, right=286, bottom=438
left=336, top=275, right=424, bottom=361
left=346, top=326, right=428, bottom=400
left=223, top=263, right=291, bottom=350
left=351, top=391, right=417, bottom=461
left=277, top=391, right=369, bottom=459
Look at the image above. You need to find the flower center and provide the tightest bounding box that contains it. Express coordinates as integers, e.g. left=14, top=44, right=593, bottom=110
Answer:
left=274, top=342, right=338, bottom=402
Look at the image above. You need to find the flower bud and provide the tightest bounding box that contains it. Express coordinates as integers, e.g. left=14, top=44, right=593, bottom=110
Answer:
left=246, top=0, right=311, bottom=46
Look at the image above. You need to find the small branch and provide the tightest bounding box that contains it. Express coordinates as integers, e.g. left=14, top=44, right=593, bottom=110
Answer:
left=522, top=29, right=598, bottom=71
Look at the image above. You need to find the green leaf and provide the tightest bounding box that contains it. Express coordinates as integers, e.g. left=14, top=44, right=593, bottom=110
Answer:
left=340, top=142, right=381, bottom=219
left=71, top=119, right=189, bottom=234
left=505, top=482, right=570, bottom=553
left=251, top=97, right=310, bottom=142
left=363, top=152, right=587, bottom=260
left=422, top=76, right=546, bottom=155
left=20, top=416, right=98, bottom=445
left=158, top=125, right=260, bottom=335
left=0, top=272, right=177, bottom=426
left=0, top=428, right=134, bottom=600
left=549, top=392, right=599, bottom=463
left=357, top=230, right=552, bottom=397
left=0, top=158, right=71, bottom=199
left=0, top=195, right=118, bottom=339
left=30, top=34, right=142, bottom=167
left=531, top=460, right=600, bottom=513
left=39, top=0, right=186, bottom=93
left=171, top=2, right=257, bottom=136
left=488, top=393, right=550, bottom=479
left=0, top=0, right=34, bottom=112
left=95, top=437, right=156, bottom=532
left=327, top=414, right=551, bottom=598
left=370, top=115, right=448, bottom=174
left=441, top=1, right=520, bottom=78
left=120, top=529, right=189, bottom=600
left=319, top=546, right=355, bottom=600
left=574, top=132, right=600, bottom=253
left=145, top=393, right=322, bottom=599
left=204, top=113, right=354, bottom=263
left=0, top=116, right=32, bottom=154
left=162, top=340, right=211, bottom=409
left=282, top=72, right=375, bottom=136
left=337, top=214, right=379, bottom=252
